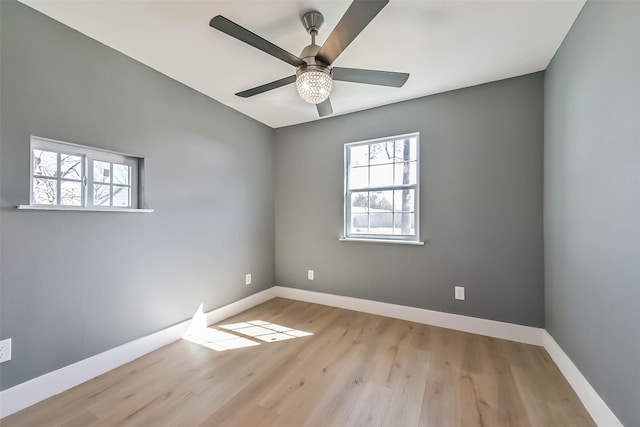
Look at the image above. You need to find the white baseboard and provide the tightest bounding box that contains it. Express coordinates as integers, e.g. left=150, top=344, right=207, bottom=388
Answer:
left=203, top=288, right=277, bottom=326
left=1, top=286, right=621, bottom=427
left=0, top=287, right=277, bottom=419
left=274, top=286, right=544, bottom=345
left=543, top=331, right=623, bottom=427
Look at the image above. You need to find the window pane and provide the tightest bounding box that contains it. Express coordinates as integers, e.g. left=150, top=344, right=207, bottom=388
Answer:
left=94, top=161, right=111, bottom=183
left=394, top=213, right=415, bottom=235
left=113, top=163, right=130, bottom=185
left=351, top=214, right=369, bottom=234
left=393, top=189, right=415, bottom=212
left=349, top=144, right=369, bottom=167
left=112, top=186, right=130, bottom=207
left=60, top=181, right=82, bottom=206
left=369, top=191, right=392, bottom=212
left=369, top=142, right=394, bottom=165
left=33, top=150, right=57, bottom=177
left=350, top=192, right=369, bottom=213
left=94, top=184, right=111, bottom=206
left=33, top=178, right=57, bottom=204
left=394, top=138, right=418, bottom=162
left=369, top=164, right=394, bottom=187
left=394, top=161, right=417, bottom=186
left=60, top=154, right=82, bottom=180
left=369, top=213, right=393, bottom=235
left=348, top=167, right=368, bottom=189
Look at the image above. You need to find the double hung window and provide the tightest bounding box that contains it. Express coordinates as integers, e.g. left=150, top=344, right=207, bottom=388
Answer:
left=344, top=133, right=420, bottom=242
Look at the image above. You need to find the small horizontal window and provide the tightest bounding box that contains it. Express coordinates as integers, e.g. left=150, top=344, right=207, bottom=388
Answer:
left=29, top=136, right=145, bottom=211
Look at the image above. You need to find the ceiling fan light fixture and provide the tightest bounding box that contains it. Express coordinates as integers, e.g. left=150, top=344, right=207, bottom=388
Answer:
left=211, top=1, right=408, bottom=117
left=295, top=66, right=332, bottom=104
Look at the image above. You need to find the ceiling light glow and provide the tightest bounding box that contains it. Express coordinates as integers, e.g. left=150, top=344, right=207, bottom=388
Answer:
left=296, top=66, right=332, bottom=104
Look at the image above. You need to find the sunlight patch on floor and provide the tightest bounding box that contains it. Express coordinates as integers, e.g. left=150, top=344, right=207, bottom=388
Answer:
left=182, top=304, right=312, bottom=351
left=219, top=320, right=313, bottom=342
left=182, top=304, right=259, bottom=351
left=184, top=328, right=260, bottom=351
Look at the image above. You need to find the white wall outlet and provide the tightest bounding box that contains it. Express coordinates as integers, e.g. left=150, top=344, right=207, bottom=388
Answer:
left=455, top=286, right=465, bottom=301
left=0, top=338, right=12, bottom=363
left=245, top=273, right=252, bottom=285
left=307, top=269, right=314, bottom=280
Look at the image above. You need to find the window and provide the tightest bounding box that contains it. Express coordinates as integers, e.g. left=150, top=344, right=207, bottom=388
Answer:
left=344, top=133, right=420, bottom=242
left=29, top=136, right=142, bottom=210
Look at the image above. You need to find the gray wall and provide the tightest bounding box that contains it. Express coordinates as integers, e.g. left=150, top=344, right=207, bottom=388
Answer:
left=544, top=1, right=640, bottom=425
left=0, top=1, right=275, bottom=390
left=275, top=73, right=544, bottom=327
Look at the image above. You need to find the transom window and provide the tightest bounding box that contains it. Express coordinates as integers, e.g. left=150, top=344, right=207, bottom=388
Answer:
left=344, top=133, right=420, bottom=242
left=30, top=137, right=139, bottom=209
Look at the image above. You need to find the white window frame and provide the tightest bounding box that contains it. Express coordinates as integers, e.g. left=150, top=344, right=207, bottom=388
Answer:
left=343, top=132, right=421, bottom=244
left=28, top=136, right=141, bottom=210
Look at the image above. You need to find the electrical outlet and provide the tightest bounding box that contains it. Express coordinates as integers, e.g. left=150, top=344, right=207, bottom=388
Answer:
left=245, top=274, right=252, bottom=285
left=0, top=338, right=12, bottom=363
left=307, top=270, right=314, bottom=281
left=455, top=286, right=465, bottom=301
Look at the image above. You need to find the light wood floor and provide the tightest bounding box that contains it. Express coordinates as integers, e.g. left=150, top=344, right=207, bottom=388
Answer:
left=2, top=298, right=595, bottom=427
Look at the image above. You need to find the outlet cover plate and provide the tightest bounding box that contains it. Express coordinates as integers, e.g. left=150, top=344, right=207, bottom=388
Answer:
left=245, top=274, right=252, bottom=285
left=455, top=286, right=465, bottom=301
left=0, top=338, right=12, bottom=363
left=307, top=270, right=314, bottom=280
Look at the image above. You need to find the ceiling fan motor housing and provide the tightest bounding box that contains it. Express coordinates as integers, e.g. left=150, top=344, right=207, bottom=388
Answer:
left=298, top=44, right=329, bottom=69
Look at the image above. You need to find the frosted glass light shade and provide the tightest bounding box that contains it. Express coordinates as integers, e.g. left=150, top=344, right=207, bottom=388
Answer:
left=296, top=69, right=332, bottom=104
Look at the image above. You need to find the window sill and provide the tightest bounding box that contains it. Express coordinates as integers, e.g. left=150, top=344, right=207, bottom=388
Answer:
left=17, top=205, right=154, bottom=213
left=339, top=237, right=425, bottom=246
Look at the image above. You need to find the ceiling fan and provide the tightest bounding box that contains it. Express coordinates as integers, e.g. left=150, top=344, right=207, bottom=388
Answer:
left=209, top=0, right=409, bottom=117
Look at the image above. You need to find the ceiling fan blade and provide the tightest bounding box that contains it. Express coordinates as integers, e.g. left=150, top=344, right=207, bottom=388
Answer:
left=235, top=75, right=296, bottom=98
left=315, top=0, right=389, bottom=65
left=333, top=67, right=409, bottom=87
left=316, top=98, right=333, bottom=117
left=210, top=16, right=305, bottom=67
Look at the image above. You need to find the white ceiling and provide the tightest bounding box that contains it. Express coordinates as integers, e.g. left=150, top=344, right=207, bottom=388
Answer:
left=19, top=0, right=584, bottom=128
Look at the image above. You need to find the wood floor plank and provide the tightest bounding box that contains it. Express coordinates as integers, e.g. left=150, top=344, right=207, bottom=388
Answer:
left=201, top=403, right=280, bottom=427
left=343, top=382, right=393, bottom=427
left=380, top=347, right=429, bottom=426
left=1, top=298, right=596, bottom=427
